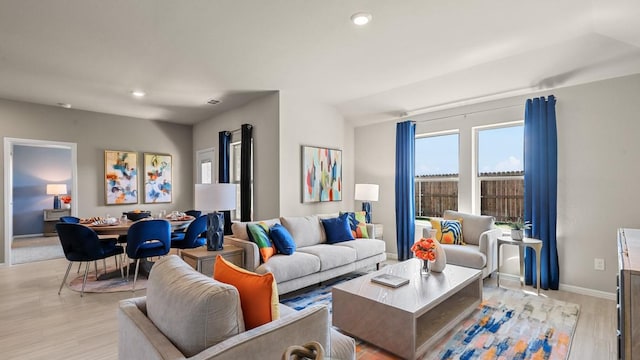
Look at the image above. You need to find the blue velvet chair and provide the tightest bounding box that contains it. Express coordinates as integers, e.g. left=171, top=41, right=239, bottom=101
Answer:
left=59, top=216, right=80, bottom=223
left=56, top=223, right=124, bottom=297
left=125, top=219, right=171, bottom=291
left=170, top=215, right=207, bottom=253
left=185, top=210, right=202, bottom=218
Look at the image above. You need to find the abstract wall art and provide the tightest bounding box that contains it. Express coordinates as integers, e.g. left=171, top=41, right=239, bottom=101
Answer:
left=143, top=153, right=172, bottom=203
left=104, top=150, right=138, bottom=205
left=301, top=145, right=342, bottom=203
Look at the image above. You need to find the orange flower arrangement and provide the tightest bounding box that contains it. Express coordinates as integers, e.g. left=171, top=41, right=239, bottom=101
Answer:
left=411, top=237, right=437, bottom=261
left=60, top=195, right=72, bottom=204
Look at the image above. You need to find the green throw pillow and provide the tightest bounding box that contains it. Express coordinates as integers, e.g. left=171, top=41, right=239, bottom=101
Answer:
left=246, top=222, right=276, bottom=263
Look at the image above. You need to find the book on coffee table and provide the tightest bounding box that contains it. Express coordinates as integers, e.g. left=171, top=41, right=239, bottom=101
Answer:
left=371, top=274, right=410, bottom=288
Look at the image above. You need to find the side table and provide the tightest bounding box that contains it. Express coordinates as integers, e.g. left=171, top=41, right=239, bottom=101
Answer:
left=497, top=236, right=543, bottom=295
left=371, top=223, right=384, bottom=240
left=180, top=244, right=244, bottom=277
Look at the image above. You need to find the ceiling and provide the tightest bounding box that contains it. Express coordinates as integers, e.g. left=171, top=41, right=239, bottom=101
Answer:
left=1, top=1, right=640, bottom=126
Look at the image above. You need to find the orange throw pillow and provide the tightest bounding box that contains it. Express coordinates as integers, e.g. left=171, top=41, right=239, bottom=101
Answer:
left=213, top=255, right=279, bottom=330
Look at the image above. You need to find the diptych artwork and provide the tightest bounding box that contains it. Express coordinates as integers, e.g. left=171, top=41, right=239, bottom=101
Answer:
left=104, top=150, right=138, bottom=205
left=143, top=153, right=172, bottom=203
left=302, top=145, right=342, bottom=203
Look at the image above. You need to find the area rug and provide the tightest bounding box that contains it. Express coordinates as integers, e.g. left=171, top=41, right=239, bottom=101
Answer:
left=68, top=265, right=148, bottom=293
left=281, top=280, right=580, bottom=360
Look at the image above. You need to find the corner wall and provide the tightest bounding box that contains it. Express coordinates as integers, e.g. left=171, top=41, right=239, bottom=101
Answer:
left=355, top=74, right=640, bottom=293
left=279, top=91, right=354, bottom=216
left=192, top=93, right=280, bottom=220
left=0, top=98, right=193, bottom=264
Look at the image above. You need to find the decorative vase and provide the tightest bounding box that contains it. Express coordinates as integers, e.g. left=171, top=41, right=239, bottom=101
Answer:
left=511, top=229, right=524, bottom=240
left=430, top=239, right=447, bottom=272
left=63, top=203, right=71, bottom=209
left=420, top=259, right=431, bottom=276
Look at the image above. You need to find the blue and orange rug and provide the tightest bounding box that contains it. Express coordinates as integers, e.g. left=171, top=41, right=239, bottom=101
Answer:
left=281, top=277, right=580, bottom=360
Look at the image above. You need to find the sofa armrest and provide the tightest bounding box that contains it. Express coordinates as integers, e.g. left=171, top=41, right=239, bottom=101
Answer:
left=478, top=228, right=502, bottom=275
left=118, top=297, right=186, bottom=360
left=190, top=306, right=331, bottom=360
left=225, top=236, right=259, bottom=271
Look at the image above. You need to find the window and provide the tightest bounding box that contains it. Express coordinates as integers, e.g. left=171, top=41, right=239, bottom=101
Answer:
left=414, top=132, right=459, bottom=218
left=229, top=140, right=254, bottom=221
left=200, top=160, right=212, bottom=184
left=476, top=124, right=524, bottom=223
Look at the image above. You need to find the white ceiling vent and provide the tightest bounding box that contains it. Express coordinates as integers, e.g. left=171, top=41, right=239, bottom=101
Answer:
left=207, top=98, right=221, bottom=105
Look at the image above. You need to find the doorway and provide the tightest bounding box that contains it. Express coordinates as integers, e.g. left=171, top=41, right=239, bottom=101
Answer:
left=3, top=138, right=78, bottom=265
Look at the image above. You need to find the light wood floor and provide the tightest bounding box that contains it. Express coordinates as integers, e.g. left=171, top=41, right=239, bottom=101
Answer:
left=0, top=258, right=617, bottom=360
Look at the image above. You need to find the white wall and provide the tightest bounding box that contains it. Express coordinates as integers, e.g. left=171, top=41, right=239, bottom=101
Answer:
left=279, top=91, right=354, bottom=216
left=0, top=98, right=193, bottom=263
left=354, top=74, right=640, bottom=293
left=192, top=93, right=280, bottom=220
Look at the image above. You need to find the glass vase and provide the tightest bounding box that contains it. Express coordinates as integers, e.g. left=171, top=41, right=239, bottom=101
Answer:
left=420, top=259, right=431, bottom=276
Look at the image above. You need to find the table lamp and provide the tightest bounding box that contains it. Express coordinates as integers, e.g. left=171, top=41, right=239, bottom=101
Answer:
left=354, top=183, right=379, bottom=223
left=195, top=183, right=237, bottom=251
left=46, top=184, right=68, bottom=209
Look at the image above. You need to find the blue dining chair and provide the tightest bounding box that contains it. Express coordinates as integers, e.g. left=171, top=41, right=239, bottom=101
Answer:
left=56, top=223, right=125, bottom=297
left=59, top=215, right=119, bottom=274
left=185, top=210, right=202, bottom=218
left=126, top=219, right=171, bottom=291
left=60, top=216, right=80, bottom=223
left=170, top=215, right=207, bottom=253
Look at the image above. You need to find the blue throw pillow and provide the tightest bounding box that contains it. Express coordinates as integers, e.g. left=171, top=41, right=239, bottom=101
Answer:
left=269, top=223, right=296, bottom=255
left=321, top=213, right=355, bottom=244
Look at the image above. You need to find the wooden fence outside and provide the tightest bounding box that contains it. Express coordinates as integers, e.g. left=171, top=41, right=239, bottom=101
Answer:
left=415, top=177, right=524, bottom=221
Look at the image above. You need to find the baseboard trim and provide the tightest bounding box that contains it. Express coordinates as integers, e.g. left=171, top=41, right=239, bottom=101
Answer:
left=385, top=252, right=398, bottom=260
left=558, top=283, right=616, bottom=301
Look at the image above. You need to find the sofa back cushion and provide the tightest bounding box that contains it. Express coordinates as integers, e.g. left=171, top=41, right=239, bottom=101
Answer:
left=443, top=210, right=495, bottom=246
left=146, top=255, right=244, bottom=357
left=280, top=215, right=325, bottom=247
left=231, top=218, right=280, bottom=241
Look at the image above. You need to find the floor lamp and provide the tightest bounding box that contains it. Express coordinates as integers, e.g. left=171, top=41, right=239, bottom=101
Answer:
left=355, top=183, right=379, bottom=223
left=46, top=184, right=67, bottom=210
left=194, top=183, right=237, bottom=251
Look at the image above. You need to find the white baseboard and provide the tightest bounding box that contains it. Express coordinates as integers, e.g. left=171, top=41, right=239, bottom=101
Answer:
left=385, top=252, right=398, bottom=260
left=498, top=272, right=616, bottom=300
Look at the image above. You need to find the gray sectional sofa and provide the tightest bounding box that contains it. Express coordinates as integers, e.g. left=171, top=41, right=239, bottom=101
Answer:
left=226, top=214, right=387, bottom=295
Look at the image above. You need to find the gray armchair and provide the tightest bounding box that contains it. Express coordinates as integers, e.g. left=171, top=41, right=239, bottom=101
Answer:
left=422, top=210, right=502, bottom=278
left=118, top=255, right=355, bottom=360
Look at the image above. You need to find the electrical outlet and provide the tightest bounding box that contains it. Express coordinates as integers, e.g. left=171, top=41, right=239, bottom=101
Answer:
left=594, top=258, right=605, bottom=271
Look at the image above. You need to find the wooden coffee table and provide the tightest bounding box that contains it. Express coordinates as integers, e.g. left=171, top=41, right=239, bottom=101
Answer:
left=332, top=259, right=482, bottom=360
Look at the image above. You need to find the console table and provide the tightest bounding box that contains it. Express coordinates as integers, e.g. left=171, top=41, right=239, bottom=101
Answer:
left=617, top=228, right=640, bottom=359
left=497, top=236, right=542, bottom=295
left=43, top=208, right=71, bottom=236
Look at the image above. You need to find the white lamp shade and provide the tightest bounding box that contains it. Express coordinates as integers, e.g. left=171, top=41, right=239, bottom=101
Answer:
left=354, top=183, right=379, bottom=202
left=194, top=183, right=237, bottom=212
left=46, top=184, right=67, bottom=195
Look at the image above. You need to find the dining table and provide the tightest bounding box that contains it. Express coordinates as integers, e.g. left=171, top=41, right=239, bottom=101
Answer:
left=85, top=216, right=194, bottom=280
left=86, top=217, right=194, bottom=236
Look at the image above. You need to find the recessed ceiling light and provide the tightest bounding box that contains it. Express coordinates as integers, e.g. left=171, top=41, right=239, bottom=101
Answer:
left=351, top=12, right=372, bottom=26
left=131, top=90, right=146, bottom=98
left=57, top=103, right=71, bottom=109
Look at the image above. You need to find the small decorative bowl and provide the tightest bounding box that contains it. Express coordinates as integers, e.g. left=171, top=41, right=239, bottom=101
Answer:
left=124, top=211, right=151, bottom=221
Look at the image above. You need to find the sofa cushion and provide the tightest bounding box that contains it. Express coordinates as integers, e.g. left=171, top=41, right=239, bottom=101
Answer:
left=280, top=215, right=325, bottom=247
left=247, top=222, right=277, bottom=262
left=441, top=243, right=486, bottom=269
left=430, top=219, right=464, bottom=245
left=334, top=239, right=386, bottom=260
left=269, top=223, right=296, bottom=255
left=231, top=218, right=281, bottom=241
left=297, top=244, right=357, bottom=271
left=321, top=213, right=355, bottom=244
left=256, top=252, right=321, bottom=283
left=443, top=210, right=495, bottom=246
left=146, top=255, right=244, bottom=357
left=341, top=212, right=369, bottom=238
left=214, top=255, right=280, bottom=330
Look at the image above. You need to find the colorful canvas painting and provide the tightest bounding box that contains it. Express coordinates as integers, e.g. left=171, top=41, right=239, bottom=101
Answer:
left=143, top=153, right=172, bottom=203
left=104, top=150, right=138, bottom=205
left=302, top=145, right=342, bottom=203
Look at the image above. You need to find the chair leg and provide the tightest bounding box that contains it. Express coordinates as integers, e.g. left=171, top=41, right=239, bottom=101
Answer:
left=126, top=256, right=130, bottom=281
left=76, top=262, right=82, bottom=274
left=132, top=258, right=141, bottom=292
left=103, top=258, right=107, bottom=275
left=94, top=261, right=98, bottom=278
left=58, top=262, right=73, bottom=295
left=81, top=262, right=90, bottom=297
left=116, top=254, right=124, bottom=279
